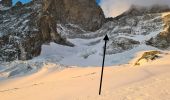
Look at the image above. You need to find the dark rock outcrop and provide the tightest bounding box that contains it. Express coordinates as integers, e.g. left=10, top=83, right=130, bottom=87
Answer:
left=0, top=0, right=12, bottom=7
left=106, top=37, right=140, bottom=55
left=135, top=51, right=162, bottom=66
left=0, top=1, right=43, bottom=61
left=42, top=0, right=105, bottom=31
left=14, top=1, right=23, bottom=7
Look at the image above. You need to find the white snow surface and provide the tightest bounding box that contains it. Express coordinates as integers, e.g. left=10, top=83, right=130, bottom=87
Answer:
left=39, top=41, right=159, bottom=67
left=1, top=51, right=170, bottom=100
left=0, top=32, right=3, bottom=37
left=0, top=4, right=10, bottom=11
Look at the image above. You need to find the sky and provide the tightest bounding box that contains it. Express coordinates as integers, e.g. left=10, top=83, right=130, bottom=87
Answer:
left=12, top=0, right=170, bottom=17
left=13, top=0, right=101, bottom=5
left=13, top=0, right=31, bottom=5
left=100, top=0, right=170, bottom=17
left=96, top=0, right=101, bottom=4
left=13, top=0, right=101, bottom=4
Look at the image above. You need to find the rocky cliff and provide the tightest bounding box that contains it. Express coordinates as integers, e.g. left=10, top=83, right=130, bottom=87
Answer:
left=0, top=0, right=12, bottom=7
left=0, top=0, right=106, bottom=61
left=42, top=0, right=105, bottom=31
left=147, top=13, right=170, bottom=49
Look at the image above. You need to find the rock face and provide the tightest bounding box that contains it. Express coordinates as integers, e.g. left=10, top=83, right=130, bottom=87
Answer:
left=14, top=1, right=23, bottom=7
left=0, top=1, right=43, bottom=61
left=106, top=37, right=140, bottom=55
left=112, top=5, right=170, bottom=50
left=43, top=0, right=105, bottom=31
left=147, top=14, right=170, bottom=49
left=0, top=0, right=105, bottom=61
left=0, top=0, right=12, bottom=7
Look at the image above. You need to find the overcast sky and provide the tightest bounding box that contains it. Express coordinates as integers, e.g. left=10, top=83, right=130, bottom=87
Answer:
left=100, top=0, right=170, bottom=17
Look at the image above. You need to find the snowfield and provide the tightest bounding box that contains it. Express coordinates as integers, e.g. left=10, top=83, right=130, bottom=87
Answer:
left=39, top=41, right=159, bottom=66
left=0, top=51, right=170, bottom=100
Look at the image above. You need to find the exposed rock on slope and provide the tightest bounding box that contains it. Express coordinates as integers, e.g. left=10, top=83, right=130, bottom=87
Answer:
left=0, top=1, right=43, bottom=61
left=106, top=37, right=140, bottom=54
left=147, top=13, right=170, bottom=49
left=117, top=5, right=170, bottom=50
left=0, top=0, right=12, bottom=7
left=135, top=51, right=162, bottom=66
left=0, top=1, right=65, bottom=61
left=42, top=0, right=105, bottom=31
left=0, top=0, right=105, bottom=61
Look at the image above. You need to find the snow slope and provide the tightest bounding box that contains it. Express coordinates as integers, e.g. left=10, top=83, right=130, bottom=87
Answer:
left=0, top=51, right=170, bottom=100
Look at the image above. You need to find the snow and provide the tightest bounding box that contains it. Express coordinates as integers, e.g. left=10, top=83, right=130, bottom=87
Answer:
left=37, top=33, right=160, bottom=66
left=0, top=52, right=170, bottom=100
left=118, top=30, right=163, bottom=43
left=0, top=32, right=3, bottom=37
left=0, top=59, right=68, bottom=81
left=0, top=4, right=10, bottom=11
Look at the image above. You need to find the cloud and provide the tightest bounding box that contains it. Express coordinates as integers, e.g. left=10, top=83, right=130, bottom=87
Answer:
left=100, top=0, right=170, bottom=17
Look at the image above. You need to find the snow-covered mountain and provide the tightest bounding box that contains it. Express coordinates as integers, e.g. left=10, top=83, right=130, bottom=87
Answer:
left=0, top=0, right=170, bottom=80
left=46, top=5, right=170, bottom=66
